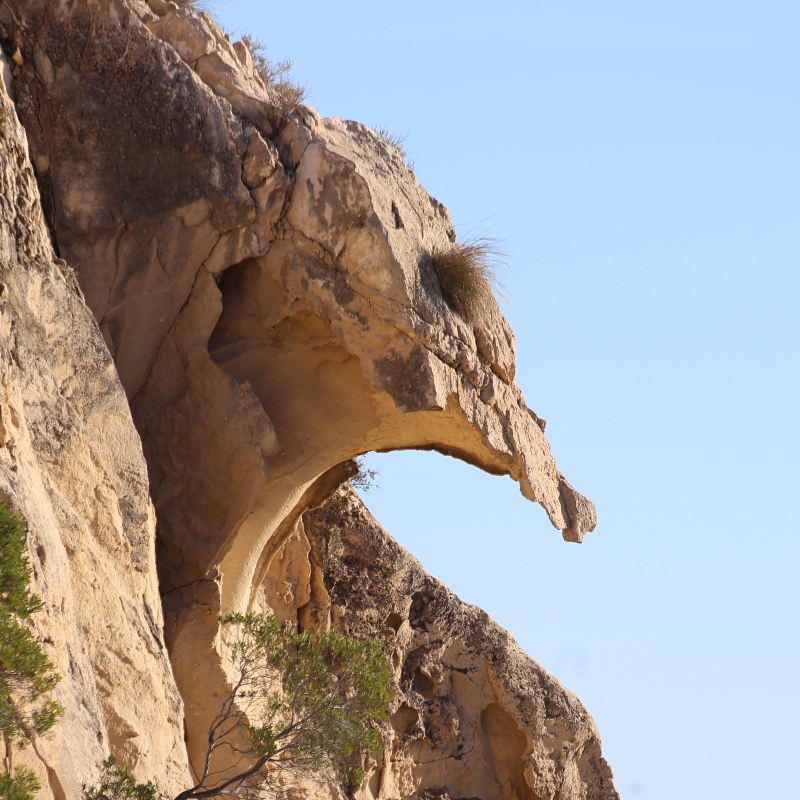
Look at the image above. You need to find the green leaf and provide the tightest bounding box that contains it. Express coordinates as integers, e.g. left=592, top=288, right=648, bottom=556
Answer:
left=82, top=755, right=159, bottom=800
left=0, top=767, right=41, bottom=800
left=0, top=505, right=63, bottom=745
left=216, top=612, right=392, bottom=794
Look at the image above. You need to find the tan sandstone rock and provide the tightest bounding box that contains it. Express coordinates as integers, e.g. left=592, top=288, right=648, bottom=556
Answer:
left=0, top=46, right=190, bottom=796
left=256, top=484, right=618, bottom=800
left=2, top=0, right=613, bottom=794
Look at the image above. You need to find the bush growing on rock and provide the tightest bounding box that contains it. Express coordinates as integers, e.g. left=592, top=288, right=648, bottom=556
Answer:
left=84, top=614, right=391, bottom=800
left=350, top=456, right=380, bottom=493
left=0, top=504, right=63, bottom=800
left=240, top=34, right=308, bottom=125
left=175, top=613, right=391, bottom=799
left=370, top=126, right=415, bottom=168
left=83, top=757, right=158, bottom=800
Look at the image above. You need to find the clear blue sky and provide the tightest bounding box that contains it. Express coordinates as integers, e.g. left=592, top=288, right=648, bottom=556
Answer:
left=216, top=2, right=799, bottom=797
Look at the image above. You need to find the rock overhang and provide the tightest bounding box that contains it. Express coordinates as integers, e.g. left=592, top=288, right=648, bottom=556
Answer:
left=0, top=0, right=614, bottom=794
left=3, top=0, right=596, bottom=607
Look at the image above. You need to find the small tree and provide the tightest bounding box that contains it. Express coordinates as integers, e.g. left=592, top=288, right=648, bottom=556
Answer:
left=0, top=503, right=63, bottom=800
left=174, top=614, right=391, bottom=800
left=84, top=615, right=393, bottom=800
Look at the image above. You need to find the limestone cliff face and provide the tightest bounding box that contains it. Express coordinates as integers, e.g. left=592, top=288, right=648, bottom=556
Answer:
left=0, top=48, right=188, bottom=797
left=261, top=485, right=618, bottom=800
left=0, top=0, right=616, bottom=797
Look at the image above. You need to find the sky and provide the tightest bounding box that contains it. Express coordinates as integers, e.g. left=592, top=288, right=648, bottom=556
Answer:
left=214, top=2, right=798, bottom=797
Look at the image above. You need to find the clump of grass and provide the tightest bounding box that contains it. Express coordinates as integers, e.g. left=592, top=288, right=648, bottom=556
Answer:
left=372, top=126, right=409, bottom=160
left=240, top=33, right=308, bottom=125
left=173, top=0, right=214, bottom=11
left=431, top=236, right=506, bottom=325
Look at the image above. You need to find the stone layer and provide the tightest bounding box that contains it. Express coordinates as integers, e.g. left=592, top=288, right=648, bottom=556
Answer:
left=258, top=485, right=618, bottom=800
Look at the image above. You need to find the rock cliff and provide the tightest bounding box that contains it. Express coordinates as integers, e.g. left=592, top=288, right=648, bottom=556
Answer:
left=0, top=45, right=188, bottom=796
left=261, top=485, right=617, bottom=800
left=0, top=0, right=616, bottom=797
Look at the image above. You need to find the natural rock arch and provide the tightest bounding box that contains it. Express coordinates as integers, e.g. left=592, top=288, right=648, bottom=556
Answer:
left=5, top=0, right=604, bottom=789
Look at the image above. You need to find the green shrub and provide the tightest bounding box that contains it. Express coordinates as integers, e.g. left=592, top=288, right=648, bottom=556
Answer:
left=0, top=503, right=62, bottom=746
left=431, top=236, right=506, bottom=326
left=0, top=504, right=63, bottom=799
left=0, top=767, right=40, bottom=800
left=82, top=756, right=158, bottom=800
left=173, top=613, right=392, bottom=799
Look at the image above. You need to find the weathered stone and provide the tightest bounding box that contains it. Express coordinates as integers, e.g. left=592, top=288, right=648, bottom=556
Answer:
left=5, top=0, right=596, bottom=625
left=1, top=0, right=613, bottom=794
left=0, top=47, right=189, bottom=797
left=257, top=485, right=618, bottom=800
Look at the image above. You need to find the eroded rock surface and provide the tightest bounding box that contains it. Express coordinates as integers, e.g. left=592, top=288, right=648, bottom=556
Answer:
left=0, top=0, right=614, bottom=795
left=0, top=47, right=189, bottom=798
left=4, top=0, right=594, bottom=596
left=258, top=485, right=618, bottom=800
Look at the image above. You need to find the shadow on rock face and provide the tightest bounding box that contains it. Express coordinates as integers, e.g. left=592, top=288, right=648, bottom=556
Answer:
left=2, top=0, right=605, bottom=794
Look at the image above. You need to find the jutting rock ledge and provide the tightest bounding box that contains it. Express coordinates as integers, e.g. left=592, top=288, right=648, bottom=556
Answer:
left=0, top=0, right=617, bottom=797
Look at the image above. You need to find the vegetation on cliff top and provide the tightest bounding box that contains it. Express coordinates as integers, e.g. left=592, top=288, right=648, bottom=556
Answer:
left=240, top=34, right=307, bottom=111
left=175, top=613, right=391, bottom=799
left=432, top=236, right=507, bottom=326
left=238, top=34, right=308, bottom=126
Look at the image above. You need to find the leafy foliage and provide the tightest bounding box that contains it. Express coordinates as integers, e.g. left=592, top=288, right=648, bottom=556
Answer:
left=0, top=768, right=40, bottom=800
left=82, top=756, right=158, bottom=800
left=431, top=236, right=507, bottom=326
left=175, top=613, right=392, bottom=799
left=0, top=504, right=63, bottom=799
left=0, top=503, right=62, bottom=746
left=240, top=34, right=308, bottom=126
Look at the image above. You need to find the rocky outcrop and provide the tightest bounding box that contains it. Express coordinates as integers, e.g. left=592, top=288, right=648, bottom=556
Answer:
left=4, top=0, right=594, bottom=591
left=258, top=485, right=617, bottom=800
left=0, top=0, right=616, bottom=796
left=0, top=48, right=189, bottom=797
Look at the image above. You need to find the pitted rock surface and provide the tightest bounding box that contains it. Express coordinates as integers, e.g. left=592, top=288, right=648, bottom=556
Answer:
left=257, top=486, right=618, bottom=800
left=0, top=0, right=613, bottom=795
left=0, top=45, right=189, bottom=797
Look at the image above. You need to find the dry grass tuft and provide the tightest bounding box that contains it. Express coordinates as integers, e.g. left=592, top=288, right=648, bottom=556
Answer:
left=166, top=6, right=307, bottom=127
left=241, top=33, right=308, bottom=125
left=173, top=0, right=214, bottom=11
left=372, top=126, right=410, bottom=162
left=431, top=237, right=507, bottom=325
